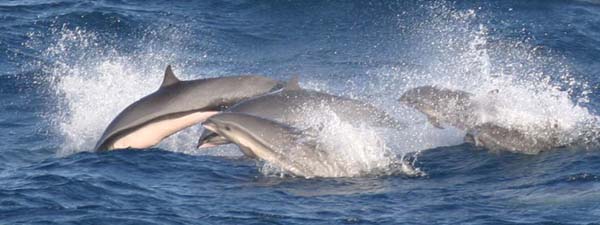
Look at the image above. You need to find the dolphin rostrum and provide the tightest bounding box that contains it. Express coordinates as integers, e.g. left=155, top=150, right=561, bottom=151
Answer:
left=399, top=85, right=566, bottom=154
left=197, top=86, right=402, bottom=149
left=94, top=65, right=284, bottom=151
left=202, top=112, right=338, bottom=178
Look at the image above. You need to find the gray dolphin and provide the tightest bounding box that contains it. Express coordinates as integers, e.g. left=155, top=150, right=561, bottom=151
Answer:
left=202, top=112, right=338, bottom=178
left=94, top=65, right=284, bottom=151
left=197, top=85, right=402, bottom=149
left=399, top=85, right=565, bottom=154
left=465, top=122, right=563, bottom=154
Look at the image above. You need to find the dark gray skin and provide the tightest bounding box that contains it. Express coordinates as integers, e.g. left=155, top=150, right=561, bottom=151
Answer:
left=399, top=85, right=565, bottom=154
left=197, top=88, right=403, bottom=148
left=94, top=65, right=283, bottom=151
left=203, top=112, right=335, bottom=178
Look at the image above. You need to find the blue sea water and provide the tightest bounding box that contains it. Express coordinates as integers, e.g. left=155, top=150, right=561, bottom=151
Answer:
left=2, top=0, right=600, bottom=224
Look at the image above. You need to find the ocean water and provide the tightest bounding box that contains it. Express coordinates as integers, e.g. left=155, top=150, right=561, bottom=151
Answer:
left=2, top=0, right=600, bottom=224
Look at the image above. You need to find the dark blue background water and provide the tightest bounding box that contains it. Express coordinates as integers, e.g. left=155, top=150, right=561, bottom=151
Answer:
left=2, top=1, right=600, bottom=224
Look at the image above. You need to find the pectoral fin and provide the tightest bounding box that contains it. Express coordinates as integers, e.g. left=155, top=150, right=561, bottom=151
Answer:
left=238, top=145, right=258, bottom=158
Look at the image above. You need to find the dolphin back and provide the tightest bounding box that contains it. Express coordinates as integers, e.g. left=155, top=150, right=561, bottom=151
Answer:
left=230, top=90, right=402, bottom=128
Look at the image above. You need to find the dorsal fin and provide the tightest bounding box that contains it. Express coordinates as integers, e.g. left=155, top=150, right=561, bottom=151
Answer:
left=283, top=75, right=301, bottom=90
left=161, top=65, right=180, bottom=88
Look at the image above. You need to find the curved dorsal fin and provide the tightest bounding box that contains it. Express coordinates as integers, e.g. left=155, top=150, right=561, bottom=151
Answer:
left=283, top=75, right=301, bottom=90
left=161, top=65, right=180, bottom=88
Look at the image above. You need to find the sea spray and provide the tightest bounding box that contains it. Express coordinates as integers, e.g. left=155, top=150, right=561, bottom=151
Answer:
left=260, top=104, right=419, bottom=178
left=359, top=1, right=599, bottom=154
left=26, top=25, right=209, bottom=155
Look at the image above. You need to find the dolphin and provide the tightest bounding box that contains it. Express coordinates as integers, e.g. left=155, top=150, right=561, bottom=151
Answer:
left=202, top=112, right=339, bottom=178
left=94, top=65, right=284, bottom=151
left=197, top=85, right=402, bottom=149
left=399, top=85, right=565, bottom=154
left=464, top=122, right=563, bottom=154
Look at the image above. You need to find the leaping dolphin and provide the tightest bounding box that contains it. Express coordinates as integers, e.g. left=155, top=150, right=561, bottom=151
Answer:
left=202, top=112, right=338, bottom=178
left=197, top=85, right=402, bottom=149
left=399, top=85, right=566, bottom=154
left=94, top=65, right=284, bottom=151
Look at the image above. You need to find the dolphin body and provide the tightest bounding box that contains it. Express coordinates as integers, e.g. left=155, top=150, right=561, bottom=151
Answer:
left=197, top=85, right=402, bottom=149
left=94, top=66, right=284, bottom=151
left=464, top=123, right=563, bottom=154
left=399, top=85, right=564, bottom=154
left=202, top=112, right=340, bottom=178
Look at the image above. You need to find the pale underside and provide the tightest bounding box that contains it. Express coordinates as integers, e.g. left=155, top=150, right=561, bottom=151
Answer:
left=110, top=111, right=219, bottom=150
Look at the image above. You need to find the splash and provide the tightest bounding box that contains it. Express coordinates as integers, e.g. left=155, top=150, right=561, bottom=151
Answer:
left=359, top=1, right=599, bottom=154
left=27, top=24, right=211, bottom=156
left=259, top=104, right=423, bottom=178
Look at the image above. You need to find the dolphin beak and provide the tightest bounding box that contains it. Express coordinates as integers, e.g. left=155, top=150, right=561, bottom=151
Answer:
left=197, top=130, right=219, bottom=148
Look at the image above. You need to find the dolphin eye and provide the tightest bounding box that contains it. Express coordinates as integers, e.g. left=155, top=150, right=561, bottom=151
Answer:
left=225, top=126, right=231, bottom=131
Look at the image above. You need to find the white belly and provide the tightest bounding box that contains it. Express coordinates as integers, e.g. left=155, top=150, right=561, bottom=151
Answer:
left=110, top=111, right=219, bottom=150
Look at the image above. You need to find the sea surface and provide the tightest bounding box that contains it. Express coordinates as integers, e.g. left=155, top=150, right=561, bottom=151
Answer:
left=2, top=0, right=600, bottom=224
